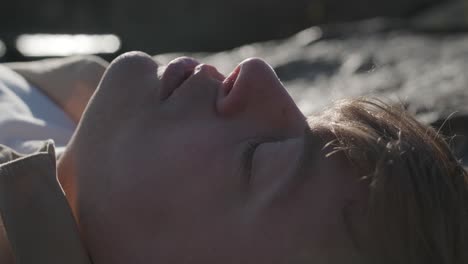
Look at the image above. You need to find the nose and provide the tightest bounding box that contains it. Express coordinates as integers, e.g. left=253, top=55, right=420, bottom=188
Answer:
left=217, top=58, right=307, bottom=137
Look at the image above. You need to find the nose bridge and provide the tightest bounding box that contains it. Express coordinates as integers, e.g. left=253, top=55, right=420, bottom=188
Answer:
left=236, top=59, right=306, bottom=136
left=241, top=58, right=286, bottom=104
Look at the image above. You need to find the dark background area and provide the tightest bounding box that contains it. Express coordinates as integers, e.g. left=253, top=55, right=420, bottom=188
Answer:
left=0, top=0, right=448, bottom=62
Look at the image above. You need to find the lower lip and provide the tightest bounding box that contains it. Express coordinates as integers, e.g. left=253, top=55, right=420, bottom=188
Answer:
left=159, top=57, right=202, bottom=100
left=222, top=65, right=241, bottom=96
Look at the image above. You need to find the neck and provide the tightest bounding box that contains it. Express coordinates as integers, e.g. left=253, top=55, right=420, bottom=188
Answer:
left=57, top=147, right=79, bottom=222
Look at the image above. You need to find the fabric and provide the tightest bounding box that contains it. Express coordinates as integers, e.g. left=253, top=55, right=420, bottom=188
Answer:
left=0, top=141, right=91, bottom=264
left=0, top=65, right=75, bottom=156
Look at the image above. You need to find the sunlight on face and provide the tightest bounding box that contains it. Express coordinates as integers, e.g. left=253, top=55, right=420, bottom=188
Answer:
left=59, top=52, right=361, bottom=264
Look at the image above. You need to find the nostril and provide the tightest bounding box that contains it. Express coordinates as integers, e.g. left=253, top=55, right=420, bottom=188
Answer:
left=222, top=65, right=241, bottom=96
left=217, top=58, right=297, bottom=118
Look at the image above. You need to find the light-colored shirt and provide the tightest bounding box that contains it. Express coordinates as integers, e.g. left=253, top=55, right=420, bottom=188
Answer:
left=0, top=141, right=92, bottom=264
left=0, top=65, right=75, bottom=156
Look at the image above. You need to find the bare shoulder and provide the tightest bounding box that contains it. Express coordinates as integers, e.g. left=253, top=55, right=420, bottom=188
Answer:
left=4, top=55, right=108, bottom=75
left=3, top=55, right=108, bottom=90
left=2, top=56, right=109, bottom=123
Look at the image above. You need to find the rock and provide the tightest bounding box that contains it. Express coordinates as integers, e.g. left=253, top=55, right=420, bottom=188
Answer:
left=154, top=19, right=468, bottom=163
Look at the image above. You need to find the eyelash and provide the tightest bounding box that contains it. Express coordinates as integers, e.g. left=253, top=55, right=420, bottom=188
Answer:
left=241, top=136, right=284, bottom=181
left=242, top=139, right=263, bottom=178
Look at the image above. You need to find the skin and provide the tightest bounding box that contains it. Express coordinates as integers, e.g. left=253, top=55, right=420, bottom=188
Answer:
left=52, top=52, right=364, bottom=263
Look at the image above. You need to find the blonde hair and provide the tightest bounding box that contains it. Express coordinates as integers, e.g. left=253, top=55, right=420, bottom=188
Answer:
left=309, top=98, right=468, bottom=264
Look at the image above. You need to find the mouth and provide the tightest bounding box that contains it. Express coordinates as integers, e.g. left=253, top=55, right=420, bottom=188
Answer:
left=222, top=65, right=241, bottom=96
left=160, top=57, right=199, bottom=101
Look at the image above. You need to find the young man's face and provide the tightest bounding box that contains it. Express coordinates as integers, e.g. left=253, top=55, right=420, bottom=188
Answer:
left=60, top=52, right=361, bottom=263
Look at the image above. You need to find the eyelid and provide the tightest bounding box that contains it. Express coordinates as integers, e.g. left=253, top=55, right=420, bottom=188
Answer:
left=242, top=139, right=262, bottom=182
left=241, top=136, right=284, bottom=182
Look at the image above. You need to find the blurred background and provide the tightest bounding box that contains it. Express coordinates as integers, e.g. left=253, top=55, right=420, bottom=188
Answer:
left=1, top=0, right=467, bottom=62
left=1, top=0, right=468, bottom=162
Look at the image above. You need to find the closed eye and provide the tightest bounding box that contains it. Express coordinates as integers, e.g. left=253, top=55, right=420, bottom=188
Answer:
left=242, top=139, right=263, bottom=181
left=241, top=136, right=284, bottom=182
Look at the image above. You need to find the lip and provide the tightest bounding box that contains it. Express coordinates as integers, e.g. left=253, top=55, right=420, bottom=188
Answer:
left=160, top=57, right=199, bottom=101
left=222, top=65, right=241, bottom=96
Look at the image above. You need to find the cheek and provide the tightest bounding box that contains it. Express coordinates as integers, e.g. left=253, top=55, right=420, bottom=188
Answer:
left=244, top=154, right=351, bottom=252
left=243, top=185, right=350, bottom=262
left=107, top=136, right=242, bottom=211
